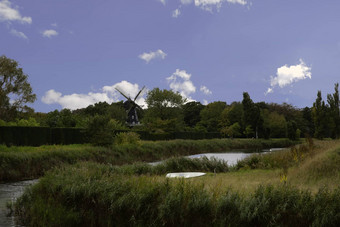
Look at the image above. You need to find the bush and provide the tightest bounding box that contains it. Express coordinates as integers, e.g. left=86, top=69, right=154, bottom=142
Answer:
left=114, top=132, right=141, bottom=145
left=85, top=115, right=115, bottom=146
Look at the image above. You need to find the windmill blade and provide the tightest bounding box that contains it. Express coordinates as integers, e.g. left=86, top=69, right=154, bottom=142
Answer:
left=115, top=87, right=130, bottom=100
left=134, top=86, right=145, bottom=101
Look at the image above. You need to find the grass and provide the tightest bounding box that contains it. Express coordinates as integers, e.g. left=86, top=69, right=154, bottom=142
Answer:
left=0, top=138, right=296, bottom=182
left=14, top=139, right=340, bottom=227
left=12, top=138, right=340, bottom=226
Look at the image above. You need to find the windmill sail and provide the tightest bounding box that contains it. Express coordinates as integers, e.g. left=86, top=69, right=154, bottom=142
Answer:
left=115, top=86, right=145, bottom=126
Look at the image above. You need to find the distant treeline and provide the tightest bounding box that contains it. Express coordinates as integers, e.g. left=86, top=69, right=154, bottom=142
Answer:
left=1, top=84, right=339, bottom=141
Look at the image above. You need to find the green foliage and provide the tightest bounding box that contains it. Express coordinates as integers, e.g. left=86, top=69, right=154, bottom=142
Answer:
left=244, top=125, right=254, bottom=138
left=236, top=140, right=313, bottom=170
left=0, top=55, right=36, bottom=121
left=221, top=122, right=241, bottom=138
left=14, top=161, right=340, bottom=226
left=143, top=88, right=186, bottom=132
left=327, top=83, right=340, bottom=139
left=198, top=101, right=227, bottom=132
left=0, top=139, right=296, bottom=182
left=183, top=101, right=204, bottom=128
left=114, top=132, right=141, bottom=145
left=266, top=111, right=287, bottom=138
left=0, top=117, right=39, bottom=126
left=313, top=90, right=327, bottom=139
left=0, top=126, right=84, bottom=147
left=85, top=115, right=120, bottom=146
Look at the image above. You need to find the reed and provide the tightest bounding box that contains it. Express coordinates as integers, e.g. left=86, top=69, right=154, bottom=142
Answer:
left=14, top=161, right=340, bottom=227
left=1, top=138, right=295, bottom=182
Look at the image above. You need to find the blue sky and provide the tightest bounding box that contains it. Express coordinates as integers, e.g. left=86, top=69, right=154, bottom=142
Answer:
left=1, top=0, right=340, bottom=112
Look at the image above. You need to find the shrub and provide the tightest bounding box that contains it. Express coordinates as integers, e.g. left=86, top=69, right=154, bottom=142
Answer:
left=114, top=132, right=141, bottom=145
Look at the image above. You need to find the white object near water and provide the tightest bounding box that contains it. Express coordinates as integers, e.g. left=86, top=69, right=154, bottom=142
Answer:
left=166, top=172, right=206, bottom=178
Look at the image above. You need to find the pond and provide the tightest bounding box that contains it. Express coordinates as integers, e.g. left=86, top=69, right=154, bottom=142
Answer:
left=0, top=179, right=38, bottom=227
left=151, top=148, right=285, bottom=166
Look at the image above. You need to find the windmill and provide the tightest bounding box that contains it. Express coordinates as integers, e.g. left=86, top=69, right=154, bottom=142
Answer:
left=115, top=86, right=145, bottom=126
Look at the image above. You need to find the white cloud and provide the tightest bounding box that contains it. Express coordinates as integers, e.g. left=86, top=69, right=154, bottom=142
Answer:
left=139, top=49, right=167, bottom=63
left=42, top=81, right=146, bottom=110
left=103, top=81, right=146, bottom=106
left=202, top=99, right=208, bottom=105
left=42, top=29, right=58, bottom=38
left=0, top=0, right=32, bottom=24
left=10, top=29, right=27, bottom=39
left=200, top=85, right=212, bottom=95
left=172, top=8, right=181, bottom=18
left=167, top=69, right=196, bottom=100
left=266, top=59, right=312, bottom=95
left=158, top=0, right=166, bottom=5
left=194, top=0, right=247, bottom=11
left=181, top=0, right=193, bottom=4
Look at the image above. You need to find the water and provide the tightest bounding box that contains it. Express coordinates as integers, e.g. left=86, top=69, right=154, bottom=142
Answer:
left=0, top=180, right=38, bottom=227
left=189, top=152, right=254, bottom=166
left=151, top=148, right=285, bottom=166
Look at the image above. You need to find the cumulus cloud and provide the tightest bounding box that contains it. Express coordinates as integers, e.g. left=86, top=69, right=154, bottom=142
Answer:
left=139, top=49, right=167, bottom=63
left=181, top=0, right=193, bottom=4
left=167, top=69, right=196, bottom=100
left=200, top=85, right=212, bottom=95
left=42, top=81, right=146, bottom=110
left=158, top=0, right=166, bottom=5
left=172, top=8, right=181, bottom=18
left=10, top=28, right=27, bottom=39
left=194, top=0, right=247, bottom=11
left=265, top=59, right=312, bottom=95
left=42, top=29, right=58, bottom=38
left=0, top=0, right=32, bottom=24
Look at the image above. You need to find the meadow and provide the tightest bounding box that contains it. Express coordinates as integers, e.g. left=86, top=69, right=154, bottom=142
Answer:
left=13, top=139, right=340, bottom=226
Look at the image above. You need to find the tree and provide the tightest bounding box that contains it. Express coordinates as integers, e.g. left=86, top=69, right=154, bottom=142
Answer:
left=183, top=101, right=204, bottom=128
left=302, top=107, right=314, bottom=137
left=143, top=88, right=186, bottom=132
left=221, top=122, right=241, bottom=138
left=0, top=56, right=36, bottom=121
left=242, top=92, right=261, bottom=138
left=267, top=111, right=287, bottom=138
left=197, top=101, right=227, bottom=132
left=219, top=102, right=243, bottom=129
left=327, top=83, right=340, bottom=138
left=312, top=91, right=327, bottom=139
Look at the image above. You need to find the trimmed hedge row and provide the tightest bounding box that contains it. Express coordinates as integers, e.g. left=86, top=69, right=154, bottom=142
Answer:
left=0, top=126, right=222, bottom=146
left=0, top=126, right=85, bottom=146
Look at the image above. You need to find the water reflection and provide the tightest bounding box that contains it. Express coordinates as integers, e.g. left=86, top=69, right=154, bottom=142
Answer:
left=0, top=180, right=38, bottom=227
left=151, top=148, right=285, bottom=167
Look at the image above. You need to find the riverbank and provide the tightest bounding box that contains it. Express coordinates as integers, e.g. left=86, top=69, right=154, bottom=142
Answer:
left=0, top=138, right=296, bottom=182
left=14, top=139, right=340, bottom=226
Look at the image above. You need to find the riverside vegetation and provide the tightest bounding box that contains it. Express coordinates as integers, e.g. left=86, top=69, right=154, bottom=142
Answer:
left=0, top=137, right=295, bottom=182
left=12, top=138, right=340, bottom=226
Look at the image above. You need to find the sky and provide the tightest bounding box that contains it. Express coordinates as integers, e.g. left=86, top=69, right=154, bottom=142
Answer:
left=1, top=0, right=340, bottom=112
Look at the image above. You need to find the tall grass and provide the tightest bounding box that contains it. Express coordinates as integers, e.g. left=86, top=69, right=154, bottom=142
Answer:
left=15, top=162, right=340, bottom=227
left=1, top=138, right=296, bottom=182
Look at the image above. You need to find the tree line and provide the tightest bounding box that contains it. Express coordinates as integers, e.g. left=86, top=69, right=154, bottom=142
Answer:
left=1, top=55, right=339, bottom=140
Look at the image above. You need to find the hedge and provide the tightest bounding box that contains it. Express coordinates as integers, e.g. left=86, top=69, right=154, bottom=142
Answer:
left=0, top=126, right=223, bottom=146
left=0, top=126, right=85, bottom=146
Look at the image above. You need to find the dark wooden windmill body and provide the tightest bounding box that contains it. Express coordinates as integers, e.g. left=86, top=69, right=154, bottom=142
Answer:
left=115, top=86, right=145, bottom=126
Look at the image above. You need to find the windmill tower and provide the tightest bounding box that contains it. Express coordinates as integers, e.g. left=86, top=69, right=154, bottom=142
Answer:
left=115, top=86, right=145, bottom=126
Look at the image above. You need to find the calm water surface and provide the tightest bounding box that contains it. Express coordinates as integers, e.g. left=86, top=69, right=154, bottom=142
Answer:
left=0, top=179, right=38, bottom=227
left=151, top=148, right=285, bottom=166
